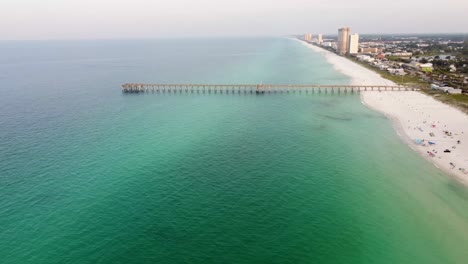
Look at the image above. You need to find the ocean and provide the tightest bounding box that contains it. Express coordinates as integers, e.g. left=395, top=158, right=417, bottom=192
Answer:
left=0, top=38, right=467, bottom=263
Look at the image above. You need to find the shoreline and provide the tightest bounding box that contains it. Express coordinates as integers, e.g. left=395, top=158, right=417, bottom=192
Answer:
left=361, top=91, right=468, bottom=185
left=296, top=38, right=468, bottom=184
left=295, top=38, right=397, bottom=86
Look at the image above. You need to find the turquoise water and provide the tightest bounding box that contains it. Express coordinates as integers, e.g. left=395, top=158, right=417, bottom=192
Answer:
left=1, top=38, right=467, bottom=263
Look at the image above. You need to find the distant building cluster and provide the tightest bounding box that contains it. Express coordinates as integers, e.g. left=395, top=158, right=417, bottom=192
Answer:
left=303, top=27, right=359, bottom=55
left=304, top=27, right=468, bottom=93
left=360, top=47, right=383, bottom=53
left=300, top=27, right=468, bottom=91
left=337, top=27, right=359, bottom=55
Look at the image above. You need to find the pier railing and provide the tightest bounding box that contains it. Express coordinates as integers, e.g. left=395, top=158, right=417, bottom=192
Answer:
left=121, top=83, right=415, bottom=94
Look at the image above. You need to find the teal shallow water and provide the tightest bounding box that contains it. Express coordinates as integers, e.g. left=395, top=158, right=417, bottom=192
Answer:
left=1, top=38, right=468, bottom=263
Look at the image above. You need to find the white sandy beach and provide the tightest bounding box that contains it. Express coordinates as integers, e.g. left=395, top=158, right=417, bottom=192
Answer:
left=297, top=40, right=397, bottom=86
left=363, top=91, right=468, bottom=184
left=298, top=39, right=468, bottom=184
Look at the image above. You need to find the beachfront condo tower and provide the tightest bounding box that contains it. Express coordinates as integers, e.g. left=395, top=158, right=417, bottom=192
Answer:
left=337, top=27, right=350, bottom=55
left=348, top=33, right=359, bottom=54
left=318, top=34, right=323, bottom=45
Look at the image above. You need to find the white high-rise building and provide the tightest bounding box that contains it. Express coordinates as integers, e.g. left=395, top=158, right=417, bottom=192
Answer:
left=317, top=34, right=323, bottom=45
left=304, top=34, right=312, bottom=42
left=347, top=34, right=359, bottom=54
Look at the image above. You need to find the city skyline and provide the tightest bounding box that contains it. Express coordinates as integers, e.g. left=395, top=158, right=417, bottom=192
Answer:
left=1, top=0, right=468, bottom=40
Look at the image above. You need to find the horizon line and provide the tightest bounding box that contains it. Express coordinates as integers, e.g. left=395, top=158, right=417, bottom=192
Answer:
left=0, top=32, right=467, bottom=42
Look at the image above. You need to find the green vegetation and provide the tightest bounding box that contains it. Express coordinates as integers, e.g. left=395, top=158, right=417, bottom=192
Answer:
left=348, top=57, right=427, bottom=87
left=386, top=56, right=411, bottom=63
left=386, top=56, right=399, bottom=61
left=345, top=55, right=468, bottom=113
left=462, top=41, right=468, bottom=58
left=382, top=74, right=427, bottom=87
left=421, top=89, right=468, bottom=113
left=415, top=51, right=440, bottom=57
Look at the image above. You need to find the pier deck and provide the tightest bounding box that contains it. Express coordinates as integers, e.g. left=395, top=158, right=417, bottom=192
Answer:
left=121, top=83, right=415, bottom=94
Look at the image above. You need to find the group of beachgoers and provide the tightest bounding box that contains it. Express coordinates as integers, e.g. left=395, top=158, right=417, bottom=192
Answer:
left=413, top=121, right=467, bottom=175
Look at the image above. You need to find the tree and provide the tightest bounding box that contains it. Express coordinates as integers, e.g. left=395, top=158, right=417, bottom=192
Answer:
left=464, top=41, right=468, bottom=56
left=435, top=55, right=440, bottom=59
left=433, top=59, right=448, bottom=67
left=446, top=56, right=451, bottom=60
left=420, top=58, right=428, bottom=64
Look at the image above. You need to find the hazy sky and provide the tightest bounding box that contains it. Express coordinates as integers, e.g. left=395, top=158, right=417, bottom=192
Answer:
left=2, top=0, right=468, bottom=40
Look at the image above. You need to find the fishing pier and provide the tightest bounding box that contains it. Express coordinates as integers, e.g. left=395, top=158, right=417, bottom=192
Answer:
left=121, top=84, right=415, bottom=94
